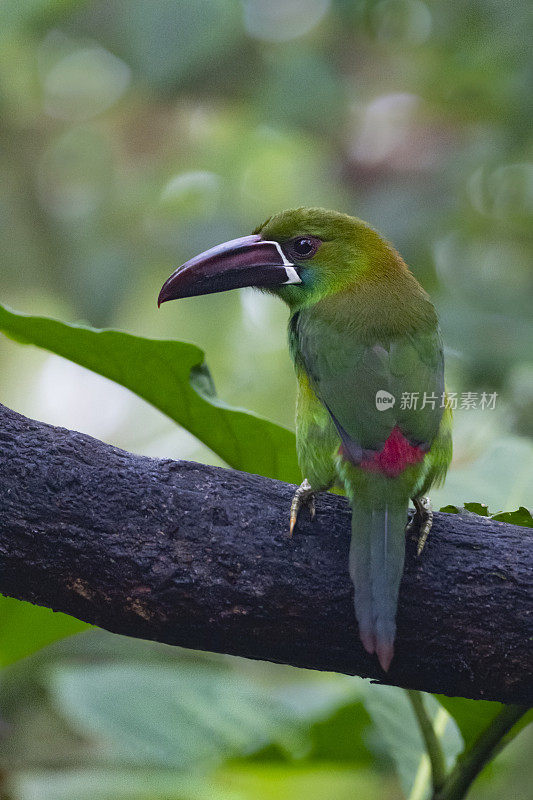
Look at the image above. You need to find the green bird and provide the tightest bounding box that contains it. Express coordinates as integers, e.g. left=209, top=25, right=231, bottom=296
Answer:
left=158, top=207, right=452, bottom=671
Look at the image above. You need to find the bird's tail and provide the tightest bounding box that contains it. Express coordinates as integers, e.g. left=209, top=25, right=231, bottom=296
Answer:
left=349, top=501, right=408, bottom=672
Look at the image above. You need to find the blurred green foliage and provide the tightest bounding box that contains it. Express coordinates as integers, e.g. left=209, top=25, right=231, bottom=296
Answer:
left=0, top=1, right=532, bottom=799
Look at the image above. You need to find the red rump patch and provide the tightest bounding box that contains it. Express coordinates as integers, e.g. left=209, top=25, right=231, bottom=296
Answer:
left=342, top=426, right=425, bottom=478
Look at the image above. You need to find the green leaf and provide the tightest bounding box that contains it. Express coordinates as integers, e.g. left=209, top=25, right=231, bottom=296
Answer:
left=0, top=303, right=299, bottom=482
left=250, top=680, right=372, bottom=766
left=490, top=506, right=533, bottom=527
left=0, top=595, right=88, bottom=668
left=435, top=698, right=503, bottom=751
left=435, top=697, right=533, bottom=753
left=49, top=664, right=307, bottom=769
left=439, top=504, right=533, bottom=527
left=463, top=502, right=489, bottom=516
left=303, top=701, right=374, bottom=765
left=363, top=686, right=462, bottom=800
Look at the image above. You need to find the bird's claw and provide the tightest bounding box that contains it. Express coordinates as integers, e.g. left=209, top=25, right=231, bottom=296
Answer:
left=289, top=478, right=315, bottom=536
left=407, top=496, right=433, bottom=556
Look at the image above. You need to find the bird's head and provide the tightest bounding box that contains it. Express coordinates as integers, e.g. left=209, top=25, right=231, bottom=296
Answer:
left=158, top=207, right=394, bottom=312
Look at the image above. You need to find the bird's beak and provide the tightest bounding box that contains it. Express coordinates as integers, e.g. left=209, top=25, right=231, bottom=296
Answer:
left=158, top=234, right=301, bottom=306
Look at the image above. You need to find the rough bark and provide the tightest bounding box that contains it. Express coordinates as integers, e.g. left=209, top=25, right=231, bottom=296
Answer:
left=0, top=403, right=531, bottom=703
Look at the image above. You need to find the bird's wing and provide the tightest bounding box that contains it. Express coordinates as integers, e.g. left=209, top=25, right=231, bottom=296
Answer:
left=390, top=329, right=445, bottom=447
left=293, top=314, right=444, bottom=458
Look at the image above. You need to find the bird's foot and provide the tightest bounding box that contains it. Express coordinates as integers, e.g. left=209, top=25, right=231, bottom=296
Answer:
left=406, top=496, right=433, bottom=556
left=289, top=478, right=316, bottom=536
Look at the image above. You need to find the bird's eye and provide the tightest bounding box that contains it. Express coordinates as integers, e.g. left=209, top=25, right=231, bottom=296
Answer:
left=291, top=237, right=319, bottom=258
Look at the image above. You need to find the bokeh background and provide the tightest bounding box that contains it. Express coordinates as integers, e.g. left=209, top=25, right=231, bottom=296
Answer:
left=0, top=1, right=531, bottom=798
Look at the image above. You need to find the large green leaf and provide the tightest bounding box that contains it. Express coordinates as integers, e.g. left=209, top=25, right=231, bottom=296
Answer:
left=436, top=698, right=504, bottom=753
left=261, top=678, right=371, bottom=765
left=490, top=507, right=533, bottom=527
left=436, top=697, right=533, bottom=754
left=0, top=303, right=299, bottom=483
left=0, top=595, right=88, bottom=668
left=49, top=664, right=306, bottom=769
left=300, top=700, right=374, bottom=765
left=363, top=686, right=462, bottom=800
left=0, top=639, right=370, bottom=773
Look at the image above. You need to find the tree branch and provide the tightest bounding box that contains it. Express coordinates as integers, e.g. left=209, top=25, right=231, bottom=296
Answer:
left=0, top=403, right=530, bottom=703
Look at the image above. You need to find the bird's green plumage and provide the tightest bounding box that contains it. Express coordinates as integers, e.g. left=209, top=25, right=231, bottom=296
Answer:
left=257, top=207, right=452, bottom=669
left=161, top=206, right=452, bottom=672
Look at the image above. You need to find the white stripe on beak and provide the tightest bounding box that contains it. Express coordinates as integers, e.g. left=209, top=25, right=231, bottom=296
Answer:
left=282, top=265, right=302, bottom=284
left=261, top=240, right=301, bottom=284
